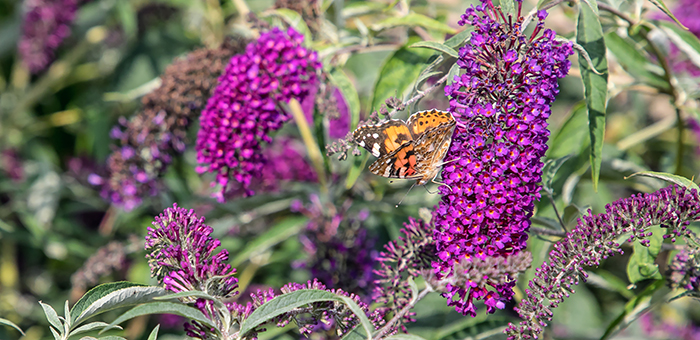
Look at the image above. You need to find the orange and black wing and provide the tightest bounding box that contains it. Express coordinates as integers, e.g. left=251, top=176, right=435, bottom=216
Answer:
left=406, top=109, right=456, bottom=138
left=352, top=119, right=413, bottom=157
left=368, top=142, right=423, bottom=179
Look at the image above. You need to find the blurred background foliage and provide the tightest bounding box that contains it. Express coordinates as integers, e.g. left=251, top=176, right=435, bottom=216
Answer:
left=0, top=0, right=699, bottom=339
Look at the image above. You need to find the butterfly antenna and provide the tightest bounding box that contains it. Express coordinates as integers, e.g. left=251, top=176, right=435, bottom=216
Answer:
left=396, top=182, right=417, bottom=208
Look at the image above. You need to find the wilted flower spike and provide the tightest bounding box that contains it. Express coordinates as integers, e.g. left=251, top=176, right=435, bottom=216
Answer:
left=145, top=203, right=238, bottom=299
left=506, top=185, right=700, bottom=340
left=92, top=39, right=246, bottom=210
left=196, top=27, right=321, bottom=201
left=434, top=0, right=573, bottom=317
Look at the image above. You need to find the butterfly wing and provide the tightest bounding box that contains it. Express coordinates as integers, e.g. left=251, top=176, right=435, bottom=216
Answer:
left=368, top=142, right=424, bottom=180
left=406, top=109, right=456, bottom=138
left=352, top=119, right=413, bottom=157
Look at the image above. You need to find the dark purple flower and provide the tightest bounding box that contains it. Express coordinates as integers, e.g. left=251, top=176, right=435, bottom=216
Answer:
left=195, top=27, right=321, bottom=201
left=434, top=0, right=573, bottom=317
left=506, top=185, right=700, bottom=340
left=667, top=247, right=700, bottom=293
left=18, top=0, right=80, bottom=73
left=92, top=40, right=246, bottom=210
left=225, top=137, right=317, bottom=197
left=293, top=195, right=376, bottom=299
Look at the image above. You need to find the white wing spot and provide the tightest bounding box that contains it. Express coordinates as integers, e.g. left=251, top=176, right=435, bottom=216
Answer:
left=371, top=143, right=381, bottom=157
left=359, top=141, right=365, bottom=147
left=372, top=133, right=379, bottom=138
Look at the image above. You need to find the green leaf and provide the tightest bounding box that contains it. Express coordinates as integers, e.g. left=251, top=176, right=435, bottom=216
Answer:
left=115, top=1, right=137, bottom=39
left=658, top=21, right=700, bottom=72
left=108, top=302, right=214, bottom=331
left=446, top=63, right=461, bottom=86
left=70, top=322, right=115, bottom=337
left=147, top=325, right=160, bottom=340
left=239, top=290, right=371, bottom=339
left=345, top=152, right=369, bottom=189
left=496, top=0, right=516, bottom=17
left=40, top=301, right=63, bottom=334
left=648, top=0, right=687, bottom=29
left=603, top=31, right=669, bottom=91
left=341, top=1, right=386, bottom=18
left=444, top=27, right=473, bottom=48
left=600, top=279, right=664, bottom=340
left=588, top=270, right=635, bottom=299
left=409, top=41, right=459, bottom=58
left=372, top=13, right=457, bottom=34
left=81, top=336, right=128, bottom=340
left=626, top=226, right=664, bottom=283
left=71, top=282, right=170, bottom=325
left=371, top=39, right=434, bottom=111
left=341, top=326, right=368, bottom=340
left=576, top=0, right=609, bottom=191
left=542, top=155, right=574, bottom=192
left=336, top=296, right=374, bottom=340
left=329, top=68, right=361, bottom=130
left=231, top=217, right=308, bottom=266
left=0, top=317, right=25, bottom=335
left=385, top=334, right=428, bottom=340
left=625, top=171, right=700, bottom=191
left=267, top=9, right=312, bottom=43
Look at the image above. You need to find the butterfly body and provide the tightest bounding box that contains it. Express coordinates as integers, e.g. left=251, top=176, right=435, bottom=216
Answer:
left=352, top=109, right=456, bottom=186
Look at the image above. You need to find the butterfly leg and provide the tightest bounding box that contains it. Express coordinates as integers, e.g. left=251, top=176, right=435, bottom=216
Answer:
left=431, top=177, right=453, bottom=192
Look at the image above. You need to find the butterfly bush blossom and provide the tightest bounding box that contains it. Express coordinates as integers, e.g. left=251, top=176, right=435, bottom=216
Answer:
left=18, top=0, right=80, bottom=73
left=196, top=27, right=321, bottom=201
left=506, top=185, right=700, bottom=339
left=145, top=204, right=381, bottom=339
left=434, top=0, right=574, bottom=316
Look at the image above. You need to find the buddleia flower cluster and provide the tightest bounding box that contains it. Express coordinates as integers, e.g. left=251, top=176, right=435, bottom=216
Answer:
left=195, top=27, right=322, bottom=201
left=433, top=0, right=574, bottom=316
left=90, top=39, right=246, bottom=210
left=145, top=205, right=381, bottom=339
left=506, top=185, right=700, bottom=339
left=667, top=246, right=700, bottom=294
left=18, top=0, right=80, bottom=73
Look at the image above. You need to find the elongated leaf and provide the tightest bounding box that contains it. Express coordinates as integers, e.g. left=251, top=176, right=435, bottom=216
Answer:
left=40, top=301, right=63, bottom=334
left=372, top=13, right=456, bottom=34
left=601, top=279, right=664, bottom=340
left=70, top=322, right=115, bottom=337
left=147, top=325, right=160, bottom=340
left=626, top=171, right=700, bottom=190
left=231, top=217, right=308, bottom=266
left=371, top=39, right=434, bottom=111
left=329, top=68, right=361, bottom=130
left=71, top=282, right=169, bottom=325
left=337, top=296, right=374, bottom=340
left=409, top=41, right=459, bottom=58
left=81, top=336, right=128, bottom=340
left=576, top=0, right=609, bottom=191
left=542, top=155, right=574, bottom=192
left=341, top=326, right=367, bottom=340
left=446, top=63, right=461, bottom=86
left=385, top=334, right=428, bottom=340
left=267, top=9, right=312, bottom=43
left=658, top=21, right=700, bottom=71
left=108, top=302, right=213, bottom=331
left=341, top=2, right=386, bottom=18
left=648, top=0, right=687, bottom=29
left=603, top=32, right=668, bottom=91
left=0, top=317, right=25, bottom=335
left=445, top=27, right=473, bottom=48
left=345, top=152, right=369, bottom=189
left=239, top=290, right=371, bottom=338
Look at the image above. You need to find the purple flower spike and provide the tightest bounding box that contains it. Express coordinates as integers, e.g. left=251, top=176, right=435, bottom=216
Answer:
left=506, top=185, right=700, bottom=339
left=196, top=27, right=322, bottom=201
left=18, top=0, right=80, bottom=73
left=434, top=0, right=573, bottom=317
left=145, top=203, right=238, bottom=299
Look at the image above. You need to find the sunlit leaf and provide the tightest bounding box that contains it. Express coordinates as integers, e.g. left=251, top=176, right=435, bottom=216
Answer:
left=372, top=13, right=457, bottom=34
left=71, top=282, right=169, bottom=325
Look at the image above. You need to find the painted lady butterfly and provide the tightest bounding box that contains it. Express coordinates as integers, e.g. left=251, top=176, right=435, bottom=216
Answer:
left=352, top=109, right=456, bottom=186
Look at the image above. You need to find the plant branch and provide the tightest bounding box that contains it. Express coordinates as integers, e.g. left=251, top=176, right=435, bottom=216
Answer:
left=372, top=287, right=432, bottom=339
left=386, top=73, right=450, bottom=118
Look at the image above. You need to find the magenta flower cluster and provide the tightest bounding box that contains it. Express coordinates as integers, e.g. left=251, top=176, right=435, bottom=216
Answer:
left=507, top=185, right=700, bottom=339
left=433, top=0, right=573, bottom=316
left=18, top=0, right=80, bottom=73
left=195, top=27, right=321, bottom=201
left=145, top=203, right=238, bottom=298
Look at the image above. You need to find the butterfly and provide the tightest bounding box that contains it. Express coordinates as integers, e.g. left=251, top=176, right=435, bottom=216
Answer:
left=352, top=109, right=456, bottom=187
